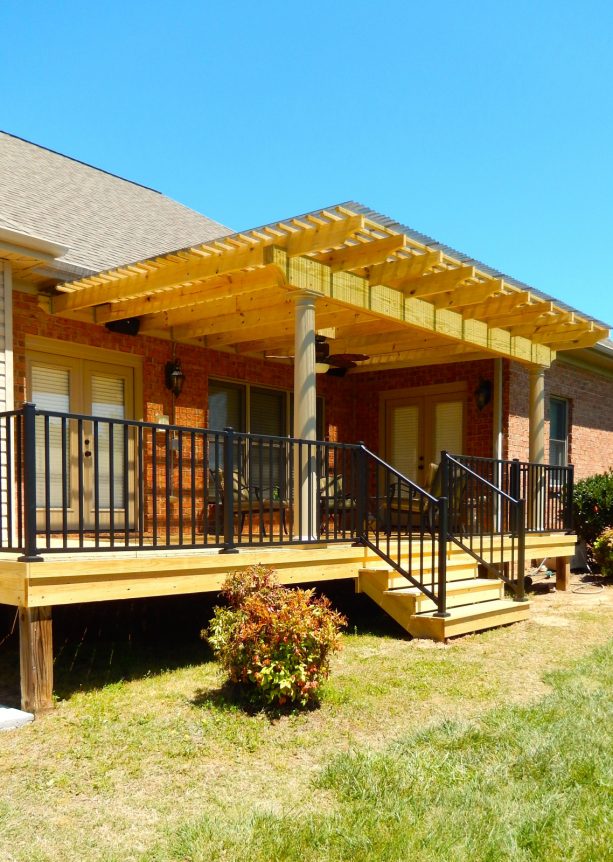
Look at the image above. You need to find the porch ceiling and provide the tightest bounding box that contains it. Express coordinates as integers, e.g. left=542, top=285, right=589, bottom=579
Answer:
left=49, top=204, right=609, bottom=370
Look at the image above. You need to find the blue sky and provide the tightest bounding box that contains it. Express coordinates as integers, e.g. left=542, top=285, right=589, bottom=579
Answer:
left=2, top=0, right=612, bottom=325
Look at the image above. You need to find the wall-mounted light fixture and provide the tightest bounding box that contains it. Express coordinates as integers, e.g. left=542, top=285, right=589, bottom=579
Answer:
left=474, top=379, right=492, bottom=411
left=165, top=358, right=185, bottom=398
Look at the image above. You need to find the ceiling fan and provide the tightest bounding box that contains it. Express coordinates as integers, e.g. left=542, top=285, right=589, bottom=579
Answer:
left=267, top=335, right=370, bottom=376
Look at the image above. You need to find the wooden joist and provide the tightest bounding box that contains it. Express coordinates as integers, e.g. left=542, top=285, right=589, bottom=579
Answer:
left=48, top=202, right=605, bottom=364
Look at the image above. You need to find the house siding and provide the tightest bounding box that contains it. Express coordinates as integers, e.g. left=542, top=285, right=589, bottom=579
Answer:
left=1, top=263, right=14, bottom=545
left=506, top=359, right=613, bottom=480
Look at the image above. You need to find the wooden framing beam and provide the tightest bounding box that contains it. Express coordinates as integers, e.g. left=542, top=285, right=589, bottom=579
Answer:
left=283, top=213, right=364, bottom=256
left=315, top=233, right=407, bottom=272
left=430, top=278, right=503, bottom=310
left=214, top=306, right=377, bottom=350
left=94, top=265, right=287, bottom=323
left=139, top=286, right=289, bottom=333
left=173, top=300, right=295, bottom=340
left=484, top=301, right=559, bottom=329
left=404, top=266, right=477, bottom=298
left=461, top=291, right=533, bottom=320
left=350, top=344, right=491, bottom=372
left=263, top=247, right=555, bottom=366
left=53, top=244, right=273, bottom=313
left=368, top=250, right=442, bottom=286
left=532, top=323, right=607, bottom=347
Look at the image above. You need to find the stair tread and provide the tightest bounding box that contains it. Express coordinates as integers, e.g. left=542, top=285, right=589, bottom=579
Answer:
left=414, top=599, right=529, bottom=620
left=384, top=578, right=500, bottom=597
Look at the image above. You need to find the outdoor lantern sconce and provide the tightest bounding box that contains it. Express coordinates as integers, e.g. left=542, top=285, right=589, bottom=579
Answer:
left=165, top=358, right=186, bottom=397
left=474, top=379, right=492, bottom=411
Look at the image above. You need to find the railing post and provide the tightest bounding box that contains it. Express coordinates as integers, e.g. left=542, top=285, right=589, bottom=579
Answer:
left=509, top=458, right=521, bottom=533
left=354, top=443, right=368, bottom=544
left=514, top=499, right=528, bottom=602
left=565, top=465, right=575, bottom=531
left=221, top=427, right=238, bottom=554
left=434, top=495, right=450, bottom=617
left=18, top=403, right=43, bottom=562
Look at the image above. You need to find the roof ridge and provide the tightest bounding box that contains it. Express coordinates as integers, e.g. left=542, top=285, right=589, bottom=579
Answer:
left=0, top=129, right=161, bottom=194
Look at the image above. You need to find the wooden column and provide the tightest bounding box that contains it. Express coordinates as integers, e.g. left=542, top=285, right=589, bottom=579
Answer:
left=19, top=606, right=54, bottom=714
left=555, top=556, right=571, bottom=591
left=528, top=366, right=546, bottom=532
left=529, top=366, right=546, bottom=464
left=293, top=293, right=318, bottom=540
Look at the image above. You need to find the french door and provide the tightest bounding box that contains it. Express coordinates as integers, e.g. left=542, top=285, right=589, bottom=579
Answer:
left=27, top=352, right=135, bottom=531
left=384, top=389, right=465, bottom=486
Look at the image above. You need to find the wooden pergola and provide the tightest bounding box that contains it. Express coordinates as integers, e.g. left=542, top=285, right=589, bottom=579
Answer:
left=49, top=203, right=608, bottom=371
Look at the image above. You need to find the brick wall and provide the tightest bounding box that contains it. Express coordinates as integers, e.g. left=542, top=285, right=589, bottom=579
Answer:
left=14, top=292, right=499, bottom=458
left=352, top=359, right=496, bottom=458
left=13, top=291, right=357, bottom=439
left=505, top=358, right=613, bottom=479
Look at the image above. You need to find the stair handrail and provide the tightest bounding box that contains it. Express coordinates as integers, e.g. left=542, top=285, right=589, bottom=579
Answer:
left=441, top=452, right=526, bottom=601
left=357, top=444, right=450, bottom=618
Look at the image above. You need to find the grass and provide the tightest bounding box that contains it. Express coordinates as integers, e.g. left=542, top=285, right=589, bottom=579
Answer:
left=0, top=582, right=612, bottom=861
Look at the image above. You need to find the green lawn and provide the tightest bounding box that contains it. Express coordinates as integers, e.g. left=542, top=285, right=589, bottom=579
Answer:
left=0, top=583, right=612, bottom=862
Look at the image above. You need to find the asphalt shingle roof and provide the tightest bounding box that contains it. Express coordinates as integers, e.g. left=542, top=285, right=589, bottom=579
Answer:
left=0, top=131, right=231, bottom=275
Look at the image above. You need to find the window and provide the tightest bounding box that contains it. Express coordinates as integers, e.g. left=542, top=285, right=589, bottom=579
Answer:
left=207, top=380, right=324, bottom=488
left=549, top=397, right=569, bottom=466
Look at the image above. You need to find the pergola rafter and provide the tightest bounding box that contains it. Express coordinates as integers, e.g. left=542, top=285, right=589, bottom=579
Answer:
left=48, top=203, right=608, bottom=370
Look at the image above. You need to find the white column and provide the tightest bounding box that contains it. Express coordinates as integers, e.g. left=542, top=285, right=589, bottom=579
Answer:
left=529, top=366, right=545, bottom=464
left=293, top=293, right=318, bottom=540
left=528, top=365, right=546, bottom=531
left=492, top=359, right=504, bottom=531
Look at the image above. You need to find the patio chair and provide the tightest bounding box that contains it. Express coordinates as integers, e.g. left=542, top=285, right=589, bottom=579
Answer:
left=319, top=473, right=357, bottom=533
left=204, top=467, right=289, bottom=537
left=385, top=462, right=441, bottom=534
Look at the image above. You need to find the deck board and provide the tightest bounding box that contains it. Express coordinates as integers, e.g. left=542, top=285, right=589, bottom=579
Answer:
left=0, top=533, right=577, bottom=608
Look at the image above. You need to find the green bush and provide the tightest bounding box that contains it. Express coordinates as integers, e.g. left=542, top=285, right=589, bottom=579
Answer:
left=593, top=527, right=613, bottom=576
left=204, top=565, right=346, bottom=707
left=572, top=470, right=613, bottom=550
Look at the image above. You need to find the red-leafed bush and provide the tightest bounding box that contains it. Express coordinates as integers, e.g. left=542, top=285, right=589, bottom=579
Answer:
left=203, top=565, right=346, bottom=707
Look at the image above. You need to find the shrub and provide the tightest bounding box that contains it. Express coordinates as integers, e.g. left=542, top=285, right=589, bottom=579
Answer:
left=572, top=470, right=613, bottom=550
left=204, top=565, right=346, bottom=707
left=593, top=527, right=613, bottom=576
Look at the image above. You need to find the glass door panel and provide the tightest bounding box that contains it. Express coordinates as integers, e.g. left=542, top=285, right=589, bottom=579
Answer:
left=83, top=362, right=134, bottom=530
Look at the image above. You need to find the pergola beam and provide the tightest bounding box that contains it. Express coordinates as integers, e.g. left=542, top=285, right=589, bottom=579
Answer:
left=139, top=285, right=289, bottom=333
left=461, top=291, right=533, bottom=320
left=367, top=250, right=442, bottom=286
left=315, top=233, right=407, bottom=272
left=430, top=278, right=504, bottom=310
left=404, top=266, right=477, bottom=298
left=94, top=265, right=287, bottom=324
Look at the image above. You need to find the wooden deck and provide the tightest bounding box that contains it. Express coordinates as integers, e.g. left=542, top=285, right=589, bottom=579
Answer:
left=0, top=532, right=577, bottom=609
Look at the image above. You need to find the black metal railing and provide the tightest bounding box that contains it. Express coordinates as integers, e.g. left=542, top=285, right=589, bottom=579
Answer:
left=0, top=405, right=370, bottom=557
left=442, top=452, right=526, bottom=600
left=452, top=455, right=573, bottom=533
left=358, top=446, right=450, bottom=617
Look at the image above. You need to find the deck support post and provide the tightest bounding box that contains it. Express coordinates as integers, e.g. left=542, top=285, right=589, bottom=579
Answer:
left=555, top=556, right=571, bottom=591
left=19, top=605, right=53, bottom=715
left=528, top=366, right=546, bottom=531
left=292, top=293, right=318, bottom=540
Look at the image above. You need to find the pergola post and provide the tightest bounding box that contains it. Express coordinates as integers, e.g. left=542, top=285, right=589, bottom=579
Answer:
left=529, top=365, right=546, bottom=531
left=293, top=293, right=318, bottom=540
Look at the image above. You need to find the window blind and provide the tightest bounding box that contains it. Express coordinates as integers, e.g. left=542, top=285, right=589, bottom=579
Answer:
left=91, top=375, right=126, bottom=509
left=434, top=401, right=463, bottom=459
left=390, top=404, right=419, bottom=480
left=32, top=365, right=70, bottom=507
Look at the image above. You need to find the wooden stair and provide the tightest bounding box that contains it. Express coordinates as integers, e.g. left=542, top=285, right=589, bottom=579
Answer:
left=357, top=548, right=530, bottom=641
